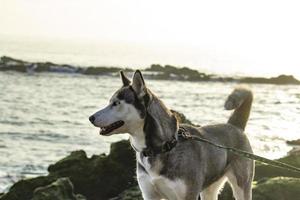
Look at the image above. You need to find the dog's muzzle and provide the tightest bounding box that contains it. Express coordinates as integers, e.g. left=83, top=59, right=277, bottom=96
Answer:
left=89, top=115, right=95, bottom=124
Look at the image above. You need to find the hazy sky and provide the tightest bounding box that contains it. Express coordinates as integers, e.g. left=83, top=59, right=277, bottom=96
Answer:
left=1, top=0, right=300, bottom=77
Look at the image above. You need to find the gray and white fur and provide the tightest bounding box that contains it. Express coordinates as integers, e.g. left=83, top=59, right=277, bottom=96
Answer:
left=89, top=71, right=254, bottom=200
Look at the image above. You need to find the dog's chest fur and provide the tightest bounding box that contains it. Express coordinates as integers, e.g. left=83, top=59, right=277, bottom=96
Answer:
left=136, top=152, right=187, bottom=199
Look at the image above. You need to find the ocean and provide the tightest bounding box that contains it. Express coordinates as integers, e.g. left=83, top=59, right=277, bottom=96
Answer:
left=1, top=71, right=300, bottom=192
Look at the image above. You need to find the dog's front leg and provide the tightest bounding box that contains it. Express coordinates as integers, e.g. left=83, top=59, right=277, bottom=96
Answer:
left=137, top=164, right=162, bottom=200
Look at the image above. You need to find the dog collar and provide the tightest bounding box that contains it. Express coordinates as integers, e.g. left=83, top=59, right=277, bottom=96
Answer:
left=139, top=127, right=189, bottom=157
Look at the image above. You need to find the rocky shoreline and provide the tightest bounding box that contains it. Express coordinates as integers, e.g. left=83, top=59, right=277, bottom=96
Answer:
left=1, top=56, right=300, bottom=85
left=1, top=111, right=300, bottom=200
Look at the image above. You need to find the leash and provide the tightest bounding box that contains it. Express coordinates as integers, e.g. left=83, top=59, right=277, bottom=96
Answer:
left=178, top=127, right=300, bottom=174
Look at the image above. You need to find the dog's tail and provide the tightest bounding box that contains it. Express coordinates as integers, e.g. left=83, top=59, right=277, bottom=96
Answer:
left=224, top=86, right=253, bottom=130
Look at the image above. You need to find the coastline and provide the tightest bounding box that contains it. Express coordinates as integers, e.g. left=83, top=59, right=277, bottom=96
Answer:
left=1, top=55, right=300, bottom=85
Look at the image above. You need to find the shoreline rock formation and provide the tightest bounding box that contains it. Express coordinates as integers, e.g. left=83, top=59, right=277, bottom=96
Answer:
left=1, top=56, right=300, bottom=85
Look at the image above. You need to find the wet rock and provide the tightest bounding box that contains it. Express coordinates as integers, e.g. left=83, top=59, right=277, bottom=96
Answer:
left=252, top=177, right=300, bottom=200
left=31, top=178, right=86, bottom=200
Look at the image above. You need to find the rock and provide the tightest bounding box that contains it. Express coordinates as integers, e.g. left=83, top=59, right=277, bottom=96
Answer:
left=31, top=178, right=86, bottom=200
left=145, top=64, right=211, bottom=81
left=0, top=56, right=28, bottom=72
left=47, top=140, right=136, bottom=200
left=0, top=56, right=25, bottom=64
left=109, top=186, right=143, bottom=200
left=254, top=153, right=300, bottom=181
left=286, top=139, right=300, bottom=145
left=0, top=176, right=57, bottom=200
left=240, top=75, right=300, bottom=85
left=34, top=62, right=52, bottom=72
left=83, top=67, right=122, bottom=75
left=49, top=65, right=79, bottom=73
left=269, top=75, right=300, bottom=84
left=252, top=177, right=300, bottom=200
left=287, top=147, right=300, bottom=156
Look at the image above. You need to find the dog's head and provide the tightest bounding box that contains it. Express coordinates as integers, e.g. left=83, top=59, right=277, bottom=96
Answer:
left=89, top=70, right=150, bottom=136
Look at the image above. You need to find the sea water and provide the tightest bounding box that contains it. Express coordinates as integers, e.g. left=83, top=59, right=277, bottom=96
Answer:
left=0, top=71, right=300, bottom=192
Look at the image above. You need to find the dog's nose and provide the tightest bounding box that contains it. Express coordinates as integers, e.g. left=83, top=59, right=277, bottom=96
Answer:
left=89, top=115, right=95, bottom=123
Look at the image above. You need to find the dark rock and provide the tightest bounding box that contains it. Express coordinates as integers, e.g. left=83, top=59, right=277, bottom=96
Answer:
left=286, top=139, right=300, bottom=145
left=0, top=56, right=25, bottom=64
left=109, top=186, right=142, bottom=200
left=254, top=153, right=300, bottom=181
left=31, top=178, right=86, bottom=200
left=145, top=64, right=211, bottom=81
left=48, top=141, right=136, bottom=200
left=252, top=177, right=300, bottom=200
left=83, top=67, right=122, bottom=75
left=1, top=64, right=27, bottom=72
left=240, top=75, right=300, bottom=85
left=0, top=56, right=28, bottom=72
left=0, top=176, right=57, bottom=200
left=287, top=147, right=300, bottom=156
left=34, top=62, right=52, bottom=72
left=269, top=75, right=300, bottom=84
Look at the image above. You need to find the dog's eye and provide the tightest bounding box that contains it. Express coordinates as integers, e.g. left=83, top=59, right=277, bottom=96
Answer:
left=112, top=101, right=120, bottom=107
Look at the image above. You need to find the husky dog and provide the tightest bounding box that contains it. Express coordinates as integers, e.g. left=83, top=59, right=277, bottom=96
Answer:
left=89, top=70, right=254, bottom=200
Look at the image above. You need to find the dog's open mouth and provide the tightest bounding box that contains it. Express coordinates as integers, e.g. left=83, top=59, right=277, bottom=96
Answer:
left=100, top=120, right=124, bottom=135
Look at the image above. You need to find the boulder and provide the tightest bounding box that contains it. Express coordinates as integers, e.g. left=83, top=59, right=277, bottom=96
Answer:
left=286, top=139, right=300, bottom=146
left=48, top=141, right=136, bottom=200
left=253, top=177, right=300, bottom=200
left=109, top=186, right=143, bottom=200
left=0, top=176, right=57, bottom=200
left=240, top=75, right=300, bottom=85
left=255, top=152, right=300, bottom=181
left=31, top=178, right=86, bottom=200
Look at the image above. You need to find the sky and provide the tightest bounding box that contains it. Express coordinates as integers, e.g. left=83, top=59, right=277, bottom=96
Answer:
left=1, top=0, right=300, bottom=77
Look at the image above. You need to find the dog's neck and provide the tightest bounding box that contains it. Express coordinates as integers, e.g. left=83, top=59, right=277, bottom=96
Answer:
left=130, top=93, right=178, bottom=153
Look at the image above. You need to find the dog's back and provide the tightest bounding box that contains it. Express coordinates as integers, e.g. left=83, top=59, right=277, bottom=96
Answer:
left=159, top=87, right=254, bottom=199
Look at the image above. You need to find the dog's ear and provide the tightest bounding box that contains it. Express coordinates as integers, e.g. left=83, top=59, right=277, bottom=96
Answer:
left=120, top=71, right=131, bottom=86
left=132, top=70, right=146, bottom=97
